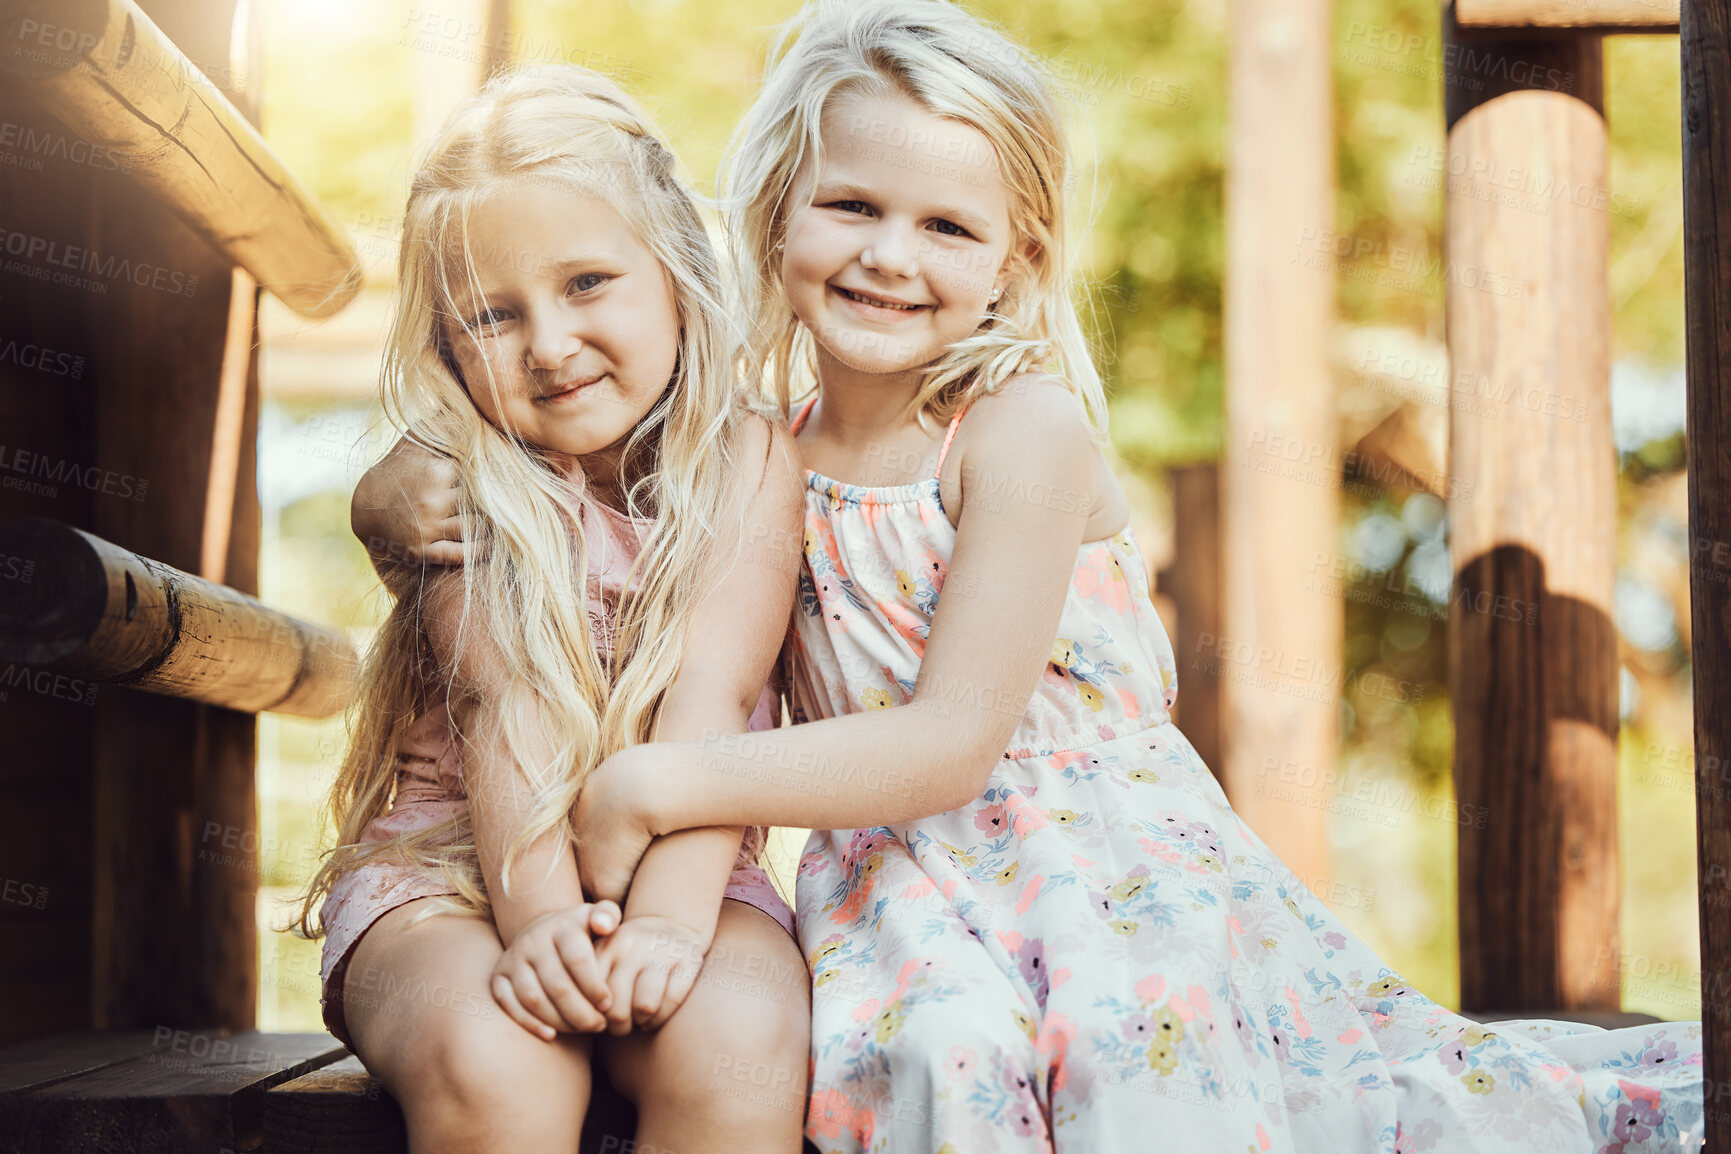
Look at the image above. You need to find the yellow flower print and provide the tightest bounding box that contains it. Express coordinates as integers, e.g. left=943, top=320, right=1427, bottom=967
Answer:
left=895, top=569, right=916, bottom=597
left=815, top=970, right=839, bottom=988
left=875, top=1001, right=908, bottom=1043
left=1051, top=638, right=1080, bottom=669
left=1107, top=554, right=1127, bottom=582
left=1012, top=1008, right=1037, bottom=1040
left=939, top=841, right=978, bottom=867
left=1261, top=937, right=1278, bottom=950
left=1127, top=767, right=1159, bottom=783
left=1366, top=976, right=1406, bottom=999
left=803, top=527, right=819, bottom=555
left=1122, top=661, right=1134, bottom=673
left=812, top=937, right=844, bottom=965
left=1145, top=1005, right=1185, bottom=1075
left=1048, top=808, right=1081, bottom=825
left=1197, top=853, right=1224, bottom=873
left=1461, top=1025, right=1495, bottom=1048
left=994, top=863, right=1019, bottom=886
left=1110, top=919, right=1139, bottom=935
left=1077, top=682, right=1105, bottom=712
left=1284, top=896, right=1304, bottom=919
left=1462, top=1071, right=1495, bottom=1095
left=1109, top=875, right=1148, bottom=902
left=860, top=853, right=884, bottom=881
left=860, top=687, right=893, bottom=710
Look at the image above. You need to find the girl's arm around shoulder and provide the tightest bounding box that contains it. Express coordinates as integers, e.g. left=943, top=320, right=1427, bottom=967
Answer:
left=590, top=375, right=1101, bottom=840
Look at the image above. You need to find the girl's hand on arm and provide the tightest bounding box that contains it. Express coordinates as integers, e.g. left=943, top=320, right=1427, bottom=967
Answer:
left=489, top=900, right=622, bottom=1038
left=352, top=433, right=467, bottom=571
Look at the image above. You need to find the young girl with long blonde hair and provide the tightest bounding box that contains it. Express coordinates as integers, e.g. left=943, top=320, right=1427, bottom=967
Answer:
left=353, top=3, right=1704, bottom=1152
left=300, top=67, right=810, bottom=1153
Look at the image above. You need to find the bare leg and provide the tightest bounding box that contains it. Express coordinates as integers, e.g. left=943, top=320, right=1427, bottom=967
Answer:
left=604, top=900, right=811, bottom=1152
left=343, top=900, right=595, bottom=1154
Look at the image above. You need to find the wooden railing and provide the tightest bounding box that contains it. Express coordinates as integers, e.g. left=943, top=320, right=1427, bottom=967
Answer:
left=0, top=0, right=363, bottom=317
left=0, top=520, right=355, bottom=717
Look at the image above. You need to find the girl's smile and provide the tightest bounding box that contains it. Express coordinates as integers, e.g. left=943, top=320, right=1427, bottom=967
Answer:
left=781, top=87, right=1015, bottom=383
left=442, top=179, right=679, bottom=472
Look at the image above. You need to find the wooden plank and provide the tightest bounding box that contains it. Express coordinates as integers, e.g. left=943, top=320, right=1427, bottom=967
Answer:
left=0, top=0, right=362, bottom=317
left=262, top=1057, right=404, bottom=1154
left=0, top=1031, right=345, bottom=1153
left=0, top=1033, right=156, bottom=1096
left=1680, top=0, right=1731, bottom=1144
left=1456, top=0, right=1679, bottom=33
left=1443, top=22, right=1619, bottom=1010
left=1222, top=0, right=1338, bottom=884
left=0, top=519, right=357, bottom=717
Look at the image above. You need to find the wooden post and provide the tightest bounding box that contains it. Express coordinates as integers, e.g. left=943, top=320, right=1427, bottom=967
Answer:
left=0, top=520, right=356, bottom=717
left=1681, top=0, right=1731, bottom=1138
left=1222, top=0, right=1338, bottom=884
left=1444, top=14, right=1619, bottom=1011
left=1161, top=464, right=1225, bottom=784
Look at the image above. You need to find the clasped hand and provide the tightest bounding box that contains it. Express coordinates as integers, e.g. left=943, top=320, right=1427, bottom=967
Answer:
left=491, top=902, right=711, bottom=1041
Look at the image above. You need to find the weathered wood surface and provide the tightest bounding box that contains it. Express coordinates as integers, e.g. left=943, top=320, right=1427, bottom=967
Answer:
left=1222, top=0, right=1339, bottom=887
left=0, top=1030, right=346, bottom=1153
left=1160, top=464, right=1225, bottom=785
left=1456, top=0, right=1679, bottom=32
left=1681, top=0, right=1731, bottom=1143
left=0, top=519, right=356, bottom=717
left=0, top=0, right=362, bottom=317
left=1444, top=24, right=1620, bottom=1010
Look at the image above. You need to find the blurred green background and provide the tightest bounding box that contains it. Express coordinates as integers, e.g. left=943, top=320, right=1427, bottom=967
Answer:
left=252, top=0, right=1699, bottom=1029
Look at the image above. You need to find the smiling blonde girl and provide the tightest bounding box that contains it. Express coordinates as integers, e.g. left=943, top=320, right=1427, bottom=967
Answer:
left=299, top=68, right=809, bottom=1154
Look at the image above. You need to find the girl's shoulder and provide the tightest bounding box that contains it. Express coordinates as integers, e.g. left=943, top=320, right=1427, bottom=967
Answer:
left=723, top=391, right=804, bottom=504
left=956, top=372, right=1095, bottom=451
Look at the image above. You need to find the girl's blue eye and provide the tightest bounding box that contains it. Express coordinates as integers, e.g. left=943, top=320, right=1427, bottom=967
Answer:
left=831, top=200, right=870, bottom=214
left=931, top=219, right=971, bottom=239
left=467, top=308, right=508, bottom=331
left=570, top=272, right=609, bottom=293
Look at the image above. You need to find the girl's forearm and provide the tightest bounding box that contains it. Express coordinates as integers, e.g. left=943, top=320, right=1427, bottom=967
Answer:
left=621, top=827, right=747, bottom=945
left=648, top=704, right=992, bottom=835
left=461, top=692, right=587, bottom=945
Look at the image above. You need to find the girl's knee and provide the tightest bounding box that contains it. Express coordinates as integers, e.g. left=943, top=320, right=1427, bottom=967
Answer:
left=395, top=1007, right=591, bottom=1114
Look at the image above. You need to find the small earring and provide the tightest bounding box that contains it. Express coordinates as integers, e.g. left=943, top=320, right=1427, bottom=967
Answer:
left=990, top=287, right=1002, bottom=302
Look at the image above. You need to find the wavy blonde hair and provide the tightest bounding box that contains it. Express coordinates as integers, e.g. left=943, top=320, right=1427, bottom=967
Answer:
left=719, top=0, right=1105, bottom=434
left=299, top=67, right=748, bottom=934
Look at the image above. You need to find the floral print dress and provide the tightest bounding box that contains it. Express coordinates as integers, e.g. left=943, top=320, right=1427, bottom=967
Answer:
left=785, top=397, right=1703, bottom=1154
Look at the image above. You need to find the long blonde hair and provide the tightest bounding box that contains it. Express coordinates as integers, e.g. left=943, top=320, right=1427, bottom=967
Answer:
left=719, top=0, right=1105, bottom=433
left=300, top=67, right=745, bottom=933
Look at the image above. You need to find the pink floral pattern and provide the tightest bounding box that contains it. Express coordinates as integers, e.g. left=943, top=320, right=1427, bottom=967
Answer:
left=785, top=406, right=1703, bottom=1154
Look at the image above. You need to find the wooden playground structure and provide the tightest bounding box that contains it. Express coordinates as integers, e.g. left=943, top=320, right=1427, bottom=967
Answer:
left=0, top=0, right=1725, bottom=1148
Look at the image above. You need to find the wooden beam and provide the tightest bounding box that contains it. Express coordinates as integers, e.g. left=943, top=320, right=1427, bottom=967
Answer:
left=1681, top=0, right=1731, bottom=1140
left=0, top=519, right=355, bottom=717
left=0, top=0, right=363, bottom=318
left=1223, top=0, right=1339, bottom=886
left=1444, top=22, right=1619, bottom=1010
left=1456, top=0, right=1679, bottom=33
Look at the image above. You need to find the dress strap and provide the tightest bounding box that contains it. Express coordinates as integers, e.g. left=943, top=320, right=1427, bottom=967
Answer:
left=933, top=403, right=971, bottom=479
left=790, top=394, right=819, bottom=434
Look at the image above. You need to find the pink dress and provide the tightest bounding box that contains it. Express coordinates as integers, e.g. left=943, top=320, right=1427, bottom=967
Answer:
left=317, top=498, right=794, bottom=1046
